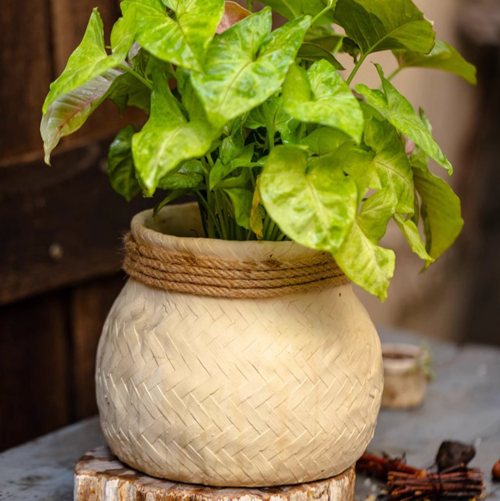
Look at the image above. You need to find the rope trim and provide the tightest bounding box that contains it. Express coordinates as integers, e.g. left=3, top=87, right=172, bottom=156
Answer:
left=123, top=233, right=349, bottom=299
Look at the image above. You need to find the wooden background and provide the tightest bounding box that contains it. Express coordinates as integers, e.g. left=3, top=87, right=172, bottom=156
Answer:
left=0, top=0, right=498, bottom=452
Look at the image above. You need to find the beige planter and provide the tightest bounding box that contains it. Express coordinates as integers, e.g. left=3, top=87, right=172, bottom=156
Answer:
left=96, top=203, right=384, bottom=487
left=381, top=343, right=428, bottom=409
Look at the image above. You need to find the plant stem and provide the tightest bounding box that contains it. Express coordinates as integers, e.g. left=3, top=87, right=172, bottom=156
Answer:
left=346, top=54, right=366, bottom=86
left=311, top=5, right=331, bottom=25
left=247, top=0, right=253, bottom=11
left=118, top=64, right=153, bottom=90
left=263, top=102, right=275, bottom=152
left=387, top=67, right=403, bottom=81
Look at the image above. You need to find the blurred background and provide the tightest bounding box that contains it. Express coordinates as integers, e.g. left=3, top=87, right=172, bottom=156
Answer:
left=0, top=0, right=499, bottom=452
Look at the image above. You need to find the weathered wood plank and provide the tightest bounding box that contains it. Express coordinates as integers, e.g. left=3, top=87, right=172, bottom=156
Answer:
left=0, top=138, right=164, bottom=306
left=0, top=0, right=52, bottom=159
left=0, top=291, right=71, bottom=451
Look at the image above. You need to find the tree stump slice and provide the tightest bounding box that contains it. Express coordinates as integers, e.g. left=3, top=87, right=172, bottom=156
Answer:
left=75, top=447, right=356, bottom=501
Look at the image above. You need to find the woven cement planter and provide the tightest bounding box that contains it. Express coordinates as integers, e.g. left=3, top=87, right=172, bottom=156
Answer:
left=96, top=203, right=384, bottom=488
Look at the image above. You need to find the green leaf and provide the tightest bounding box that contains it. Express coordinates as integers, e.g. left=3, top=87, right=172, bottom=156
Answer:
left=394, top=39, right=477, bottom=85
left=394, top=214, right=434, bottom=265
left=132, top=69, right=215, bottom=194
left=224, top=189, right=253, bottom=230
left=300, top=127, right=377, bottom=205
left=210, top=144, right=255, bottom=190
left=259, top=0, right=337, bottom=24
left=260, top=145, right=357, bottom=252
left=412, top=161, right=463, bottom=265
left=191, top=9, right=311, bottom=128
left=158, top=161, right=205, bottom=190
left=297, top=43, right=345, bottom=70
left=342, top=38, right=360, bottom=62
left=356, top=65, right=453, bottom=174
left=334, top=181, right=397, bottom=301
left=304, top=25, right=344, bottom=53
left=334, top=215, right=395, bottom=301
left=283, top=61, right=364, bottom=142
left=109, top=72, right=151, bottom=113
left=283, top=60, right=363, bottom=143
left=357, top=189, right=398, bottom=243
left=335, top=0, right=435, bottom=58
left=300, top=126, right=352, bottom=156
left=153, top=189, right=190, bottom=217
left=41, top=68, right=122, bottom=165
left=250, top=177, right=264, bottom=239
left=246, top=97, right=297, bottom=144
left=121, top=0, right=224, bottom=72
left=108, top=125, right=141, bottom=202
left=43, top=9, right=130, bottom=113
left=219, top=117, right=247, bottom=165
left=363, top=118, right=414, bottom=214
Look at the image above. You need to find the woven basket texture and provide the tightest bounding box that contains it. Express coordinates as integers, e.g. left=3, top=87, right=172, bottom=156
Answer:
left=96, top=204, right=384, bottom=487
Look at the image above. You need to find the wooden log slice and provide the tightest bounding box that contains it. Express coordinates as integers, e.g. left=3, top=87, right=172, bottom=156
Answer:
left=75, top=447, right=355, bottom=501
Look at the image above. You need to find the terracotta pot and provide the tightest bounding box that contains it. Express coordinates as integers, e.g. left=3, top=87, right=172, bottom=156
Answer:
left=381, top=343, right=428, bottom=409
left=96, top=203, right=384, bottom=487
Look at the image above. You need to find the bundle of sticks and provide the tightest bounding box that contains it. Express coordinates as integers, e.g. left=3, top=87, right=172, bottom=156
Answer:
left=357, top=453, right=485, bottom=501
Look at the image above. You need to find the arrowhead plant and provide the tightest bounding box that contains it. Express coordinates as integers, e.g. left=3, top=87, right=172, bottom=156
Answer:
left=41, top=0, right=476, bottom=301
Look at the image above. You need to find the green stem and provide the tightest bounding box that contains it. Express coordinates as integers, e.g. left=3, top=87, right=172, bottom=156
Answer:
left=262, top=101, right=275, bottom=152
left=247, top=0, right=253, bottom=11
left=118, top=64, right=153, bottom=90
left=311, top=5, right=331, bottom=25
left=196, top=191, right=220, bottom=238
left=387, top=67, right=403, bottom=81
left=346, top=54, right=366, bottom=86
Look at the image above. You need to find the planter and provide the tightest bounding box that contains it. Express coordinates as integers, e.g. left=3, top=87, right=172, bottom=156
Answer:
left=96, top=202, right=384, bottom=487
left=381, top=343, right=428, bottom=409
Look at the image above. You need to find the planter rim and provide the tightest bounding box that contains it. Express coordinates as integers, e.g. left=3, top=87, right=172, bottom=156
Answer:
left=382, top=343, right=425, bottom=373
left=131, top=202, right=328, bottom=263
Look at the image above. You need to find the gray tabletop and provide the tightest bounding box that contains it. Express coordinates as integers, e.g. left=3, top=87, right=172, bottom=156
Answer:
left=1, top=329, right=499, bottom=501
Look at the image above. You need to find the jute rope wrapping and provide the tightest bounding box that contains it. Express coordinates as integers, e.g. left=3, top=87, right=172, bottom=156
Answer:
left=123, top=232, right=350, bottom=299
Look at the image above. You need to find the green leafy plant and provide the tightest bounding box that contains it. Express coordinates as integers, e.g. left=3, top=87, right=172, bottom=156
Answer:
left=41, top=0, right=477, bottom=300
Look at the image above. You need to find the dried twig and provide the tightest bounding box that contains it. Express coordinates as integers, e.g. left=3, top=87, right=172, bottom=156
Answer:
left=387, top=465, right=485, bottom=501
left=357, top=454, right=485, bottom=501
left=357, top=453, right=421, bottom=481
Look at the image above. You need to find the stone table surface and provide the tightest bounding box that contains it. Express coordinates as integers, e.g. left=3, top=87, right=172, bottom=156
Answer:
left=1, top=329, right=499, bottom=501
